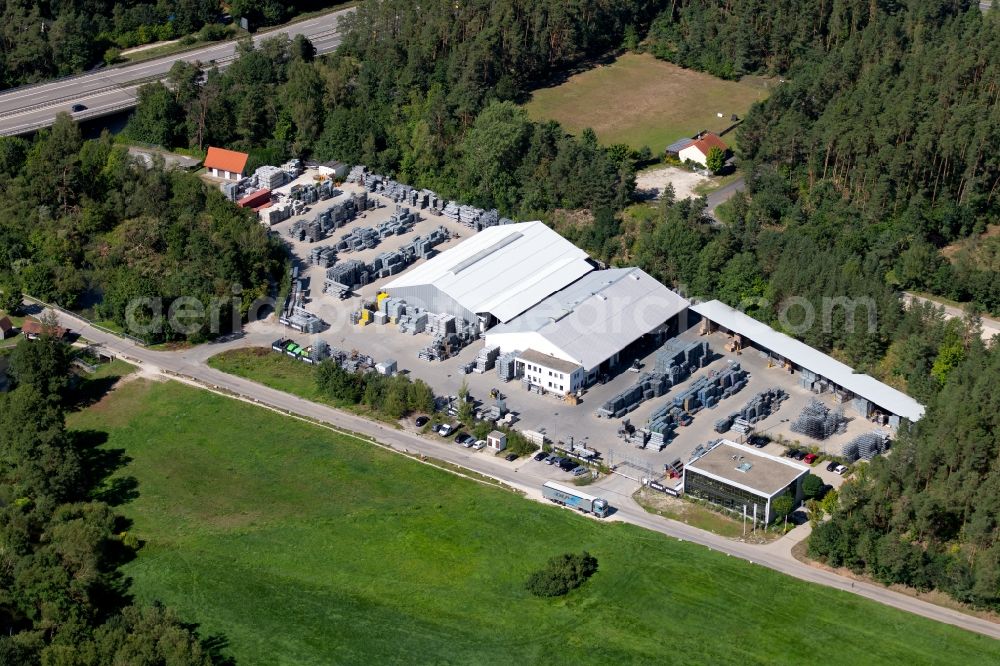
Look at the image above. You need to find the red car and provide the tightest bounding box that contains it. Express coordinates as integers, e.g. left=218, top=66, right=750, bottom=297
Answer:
left=803, top=453, right=818, bottom=465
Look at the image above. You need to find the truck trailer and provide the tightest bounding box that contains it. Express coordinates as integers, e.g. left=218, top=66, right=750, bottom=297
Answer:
left=542, top=481, right=610, bottom=518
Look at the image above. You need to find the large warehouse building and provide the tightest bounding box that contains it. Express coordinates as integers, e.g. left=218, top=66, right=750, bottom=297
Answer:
left=684, top=440, right=809, bottom=524
left=383, top=221, right=594, bottom=331
left=486, top=267, right=689, bottom=387
left=690, top=300, right=925, bottom=427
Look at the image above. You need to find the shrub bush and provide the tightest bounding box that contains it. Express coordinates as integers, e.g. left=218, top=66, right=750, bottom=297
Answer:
left=525, top=551, right=598, bottom=597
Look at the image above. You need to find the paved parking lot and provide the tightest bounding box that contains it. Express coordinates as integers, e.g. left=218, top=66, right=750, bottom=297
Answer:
left=261, top=186, right=885, bottom=486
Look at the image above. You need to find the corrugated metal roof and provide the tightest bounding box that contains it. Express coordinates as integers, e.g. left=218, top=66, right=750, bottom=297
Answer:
left=690, top=300, right=925, bottom=421
left=487, top=268, right=689, bottom=371
left=385, top=221, right=593, bottom=323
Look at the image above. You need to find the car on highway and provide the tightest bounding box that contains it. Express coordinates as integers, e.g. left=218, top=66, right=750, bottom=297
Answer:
left=70, top=103, right=87, bottom=113
left=505, top=453, right=518, bottom=461
left=414, top=415, right=429, bottom=427
left=436, top=423, right=454, bottom=437
left=826, top=460, right=839, bottom=472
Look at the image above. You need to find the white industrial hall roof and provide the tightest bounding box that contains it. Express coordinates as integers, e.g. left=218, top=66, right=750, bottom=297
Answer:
left=690, top=300, right=925, bottom=422
left=487, top=268, right=690, bottom=371
left=384, top=221, right=593, bottom=323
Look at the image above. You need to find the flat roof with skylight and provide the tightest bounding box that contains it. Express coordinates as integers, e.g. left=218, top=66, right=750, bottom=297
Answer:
left=686, top=440, right=808, bottom=498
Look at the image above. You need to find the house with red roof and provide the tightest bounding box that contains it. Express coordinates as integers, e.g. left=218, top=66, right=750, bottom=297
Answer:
left=204, top=147, right=249, bottom=181
left=678, top=132, right=729, bottom=167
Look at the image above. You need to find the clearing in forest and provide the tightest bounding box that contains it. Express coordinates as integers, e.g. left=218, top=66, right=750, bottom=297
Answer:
left=524, top=52, right=771, bottom=151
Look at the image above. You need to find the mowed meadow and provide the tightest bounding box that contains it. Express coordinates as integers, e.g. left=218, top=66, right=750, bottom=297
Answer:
left=524, top=53, right=771, bottom=151
left=66, top=378, right=1000, bottom=665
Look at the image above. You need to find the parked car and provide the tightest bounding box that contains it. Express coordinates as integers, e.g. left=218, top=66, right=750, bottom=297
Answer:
left=437, top=423, right=454, bottom=436
left=803, top=453, right=818, bottom=464
left=545, top=456, right=558, bottom=465
left=834, top=464, right=848, bottom=475
left=793, top=450, right=808, bottom=461
left=472, top=440, right=486, bottom=450
left=505, top=453, right=518, bottom=461
left=559, top=459, right=578, bottom=472
left=533, top=451, right=549, bottom=462
left=748, top=436, right=768, bottom=448
left=826, top=460, right=839, bottom=472
left=461, top=437, right=475, bottom=448
left=573, top=466, right=589, bottom=477
left=414, top=416, right=429, bottom=427
left=785, top=449, right=800, bottom=458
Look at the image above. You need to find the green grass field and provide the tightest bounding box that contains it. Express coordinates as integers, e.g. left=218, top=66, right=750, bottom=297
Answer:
left=524, top=52, right=771, bottom=151
left=208, top=347, right=323, bottom=401
left=64, top=379, right=1000, bottom=664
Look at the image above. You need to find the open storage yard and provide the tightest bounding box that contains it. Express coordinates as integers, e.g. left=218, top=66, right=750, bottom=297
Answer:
left=64, top=376, right=1000, bottom=665
left=523, top=53, right=771, bottom=151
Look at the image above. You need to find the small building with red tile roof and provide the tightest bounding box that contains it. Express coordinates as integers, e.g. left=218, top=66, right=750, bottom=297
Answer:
left=204, top=147, right=249, bottom=181
left=0, top=316, right=13, bottom=339
left=21, top=320, right=67, bottom=340
left=678, top=132, right=729, bottom=167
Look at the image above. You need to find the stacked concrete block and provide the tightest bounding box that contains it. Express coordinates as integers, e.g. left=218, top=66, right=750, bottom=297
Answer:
left=474, top=346, right=500, bottom=373
left=496, top=350, right=521, bottom=382
left=324, top=259, right=368, bottom=293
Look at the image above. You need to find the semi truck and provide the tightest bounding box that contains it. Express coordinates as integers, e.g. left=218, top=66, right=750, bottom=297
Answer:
left=542, top=481, right=610, bottom=518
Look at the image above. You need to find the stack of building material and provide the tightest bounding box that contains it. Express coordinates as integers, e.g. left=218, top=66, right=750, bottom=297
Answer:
left=280, top=307, right=324, bottom=333
left=594, top=372, right=672, bottom=419
left=324, top=259, right=368, bottom=293
left=397, top=310, right=427, bottom=335
left=280, top=159, right=303, bottom=179
left=842, top=431, right=890, bottom=462
left=442, top=201, right=460, bottom=220
left=309, top=246, right=337, bottom=267
left=260, top=204, right=291, bottom=225
left=254, top=165, right=286, bottom=189
left=426, top=313, right=456, bottom=337
left=474, top=346, right=500, bottom=373
left=731, top=387, right=787, bottom=426
left=791, top=399, right=849, bottom=440
left=496, top=350, right=521, bottom=382
left=347, top=165, right=367, bottom=183
left=655, top=339, right=711, bottom=375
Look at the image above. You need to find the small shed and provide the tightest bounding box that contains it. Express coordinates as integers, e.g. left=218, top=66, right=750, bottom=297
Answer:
left=204, top=146, right=249, bottom=181
left=0, top=316, right=13, bottom=339
left=21, top=320, right=67, bottom=340
left=487, top=430, right=507, bottom=453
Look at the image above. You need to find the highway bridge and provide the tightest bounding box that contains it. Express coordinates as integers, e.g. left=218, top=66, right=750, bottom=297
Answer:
left=0, top=7, right=353, bottom=137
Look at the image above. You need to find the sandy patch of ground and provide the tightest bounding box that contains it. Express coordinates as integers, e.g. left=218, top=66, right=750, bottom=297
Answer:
left=635, top=166, right=710, bottom=200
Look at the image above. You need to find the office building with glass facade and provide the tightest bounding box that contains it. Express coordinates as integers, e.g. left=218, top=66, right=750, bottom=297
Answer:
left=684, top=440, right=809, bottom=523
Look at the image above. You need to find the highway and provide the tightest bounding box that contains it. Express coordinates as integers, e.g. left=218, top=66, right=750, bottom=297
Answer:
left=28, top=302, right=1000, bottom=642
left=0, top=7, right=354, bottom=137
